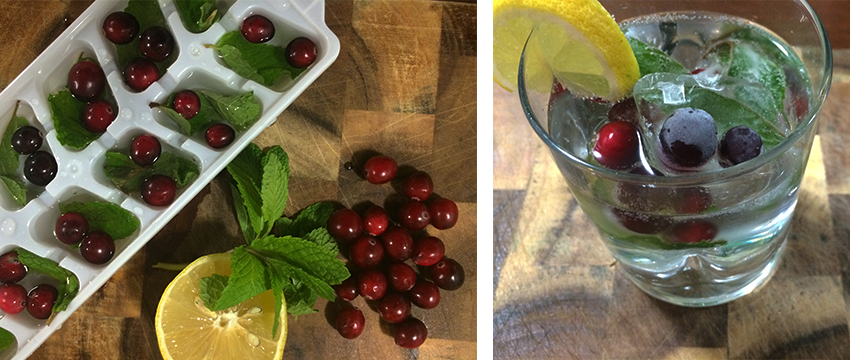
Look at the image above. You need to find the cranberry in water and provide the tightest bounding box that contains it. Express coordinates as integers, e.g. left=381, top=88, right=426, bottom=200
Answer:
left=55, top=212, right=89, bottom=245
left=428, top=198, right=458, bottom=230
left=141, top=174, right=177, bottom=206
left=0, top=251, right=27, bottom=284
left=357, top=268, right=387, bottom=301
left=659, top=108, right=718, bottom=168
left=333, top=277, right=358, bottom=301
left=402, top=171, right=433, bottom=201
left=349, top=235, right=384, bottom=269
left=394, top=317, right=428, bottom=349
left=607, top=97, right=638, bottom=124
left=11, top=126, right=43, bottom=155
left=68, top=60, right=106, bottom=102
left=671, top=187, right=712, bottom=214
left=720, top=126, right=762, bottom=165
left=285, top=37, right=317, bottom=69
left=670, top=220, right=717, bottom=243
left=139, top=26, right=175, bottom=62
left=429, top=258, right=464, bottom=290
left=24, top=151, right=57, bottom=186
left=363, top=155, right=397, bottom=184
left=241, top=15, right=275, bottom=44
left=380, top=227, right=413, bottom=262
left=377, top=291, right=411, bottom=324
left=408, top=279, right=440, bottom=309
left=397, top=201, right=430, bottom=231
left=130, top=134, right=162, bottom=166
left=80, top=231, right=115, bottom=265
left=592, top=120, right=640, bottom=170
left=123, top=57, right=160, bottom=92
left=613, top=208, right=670, bottom=235
left=412, top=236, right=445, bottom=267
left=102, top=12, right=139, bottom=45
left=82, top=99, right=116, bottom=133
left=27, top=284, right=58, bottom=320
left=327, top=209, right=363, bottom=243
left=205, top=123, right=235, bottom=149
left=0, top=283, right=27, bottom=314
left=362, top=205, right=389, bottom=236
left=386, top=262, right=417, bottom=292
left=335, top=307, right=365, bottom=339
left=172, top=90, right=201, bottom=120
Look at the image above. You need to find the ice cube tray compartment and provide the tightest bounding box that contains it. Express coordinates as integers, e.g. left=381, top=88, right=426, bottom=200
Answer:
left=0, top=0, right=338, bottom=359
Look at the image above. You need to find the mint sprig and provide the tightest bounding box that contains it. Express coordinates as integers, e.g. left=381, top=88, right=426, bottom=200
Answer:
left=0, top=101, right=30, bottom=206
left=59, top=201, right=140, bottom=240
left=207, top=31, right=306, bottom=87
left=174, top=0, right=220, bottom=33
left=0, top=327, right=13, bottom=351
left=199, top=144, right=349, bottom=337
left=15, top=248, right=80, bottom=313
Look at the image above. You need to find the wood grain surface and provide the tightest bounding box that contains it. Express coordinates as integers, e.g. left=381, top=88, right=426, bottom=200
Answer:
left=493, top=9, right=850, bottom=360
left=0, top=1, right=476, bottom=359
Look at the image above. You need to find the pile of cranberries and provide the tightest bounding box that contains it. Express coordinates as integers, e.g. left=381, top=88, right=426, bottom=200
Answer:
left=55, top=211, right=116, bottom=265
left=11, top=121, right=56, bottom=187
left=240, top=14, right=317, bottom=69
left=66, top=55, right=119, bottom=137
left=127, top=134, right=179, bottom=207
left=103, top=11, right=175, bottom=92
left=328, top=154, right=465, bottom=349
left=0, top=251, right=59, bottom=320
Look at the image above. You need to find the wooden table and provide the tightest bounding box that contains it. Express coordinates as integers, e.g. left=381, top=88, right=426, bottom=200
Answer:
left=0, top=1, right=476, bottom=359
left=494, top=9, right=850, bottom=360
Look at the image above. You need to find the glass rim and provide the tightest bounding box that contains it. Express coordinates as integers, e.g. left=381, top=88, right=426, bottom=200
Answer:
left=519, top=1, right=834, bottom=186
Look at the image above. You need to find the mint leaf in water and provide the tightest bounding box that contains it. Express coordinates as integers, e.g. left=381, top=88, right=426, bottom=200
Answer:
left=0, top=327, right=13, bottom=351
left=627, top=37, right=687, bottom=77
left=15, top=248, right=79, bottom=312
left=198, top=90, right=262, bottom=131
left=275, top=201, right=334, bottom=238
left=199, top=273, right=228, bottom=309
left=103, top=151, right=200, bottom=192
left=155, top=91, right=220, bottom=135
left=728, top=42, right=786, bottom=113
left=0, top=176, right=25, bottom=206
left=59, top=201, right=140, bottom=240
left=49, top=90, right=97, bottom=150
left=210, top=246, right=269, bottom=311
left=117, top=0, right=171, bottom=72
left=175, top=0, right=220, bottom=33
left=0, top=105, right=27, bottom=175
left=209, top=31, right=306, bottom=86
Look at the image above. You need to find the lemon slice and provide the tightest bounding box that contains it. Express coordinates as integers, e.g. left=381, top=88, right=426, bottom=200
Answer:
left=493, top=0, right=640, bottom=100
left=155, top=253, right=287, bottom=360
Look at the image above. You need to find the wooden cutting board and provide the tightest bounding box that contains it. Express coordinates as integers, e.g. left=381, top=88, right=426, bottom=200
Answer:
left=0, top=1, right=476, bottom=359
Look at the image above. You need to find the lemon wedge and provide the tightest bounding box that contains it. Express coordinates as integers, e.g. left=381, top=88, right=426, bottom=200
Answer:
left=493, top=0, right=640, bottom=100
left=155, top=253, right=287, bottom=360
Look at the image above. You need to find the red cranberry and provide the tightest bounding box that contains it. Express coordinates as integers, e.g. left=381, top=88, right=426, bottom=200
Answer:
left=363, top=155, right=397, bottom=184
left=412, top=236, right=445, bottom=267
left=0, top=252, right=27, bottom=284
left=81, top=99, right=116, bottom=134
left=428, top=198, right=458, bottom=230
left=123, top=57, right=160, bottom=92
left=670, top=220, right=718, bottom=243
left=386, top=262, right=417, bottom=292
left=241, top=15, right=275, bottom=44
left=26, top=284, right=58, bottom=320
left=172, top=90, right=201, bottom=120
left=377, top=291, right=411, bottom=324
left=402, top=171, right=433, bottom=201
left=205, top=123, right=235, bottom=149
left=79, top=231, right=116, bottom=265
left=55, top=212, right=89, bottom=245
left=333, top=277, right=358, bottom=301
left=68, top=60, right=106, bottom=102
left=0, top=283, right=27, bottom=314
left=362, top=205, right=389, bottom=236
left=394, top=317, right=427, bottom=349
left=141, top=174, right=177, bottom=206
left=102, top=12, right=139, bottom=45
left=130, top=134, right=162, bottom=166
left=607, top=98, right=638, bottom=124
left=336, top=307, right=365, bottom=339
left=592, top=121, right=641, bottom=170
left=138, top=26, right=175, bottom=62
left=429, top=258, right=465, bottom=290
left=408, top=279, right=440, bottom=309
left=348, top=235, right=384, bottom=269
left=327, top=209, right=363, bottom=243
left=397, top=201, right=430, bottom=231
left=379, top=227, right=413, bottom=262
left=357, top=269, right=387, bottom=301
left=671, top=187, right=712, bottom=214
left=613, top=208, right=670, bottom=234
left=285, top=37, right=317, bottom=69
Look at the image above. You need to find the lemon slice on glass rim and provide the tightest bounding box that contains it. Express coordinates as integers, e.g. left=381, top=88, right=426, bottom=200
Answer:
left=155, top=253, right=287, bottom=360
left=493, top=0, right=640, bottom=100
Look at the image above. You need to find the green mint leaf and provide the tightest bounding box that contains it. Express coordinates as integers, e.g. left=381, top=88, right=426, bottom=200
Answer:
left=212, top=246, right=269, bottom=311
left=267, top=265, right=286, bottom=337
left=156, top=104, right=192, bottom=134
left=197, top=90, right=262, bottom=131
left=230, top=181, right=257, bottom=242
left=260, top=146, right=289, bottom=237
left=0, top=109, right=28, bottom=175
left=156, top=92, right=219, bottom=135
left=251, top=235, right=349, bottom=286
left=15, top=248, right=79, bottom=312
left=728, top=42, right=787, bottom=115
left=174, top=0, right=220, bottom=33
left=303, top=227, right=337, bottom=255
left=59, top=201, right=140, bottom=240
left=199, top=273, right=229, bottom=311
left=118, top=0, right=171, bottom=72
left=627, top=37, right=687, bottom=77
left=275, top=201, right=334, bottom=238
left=211, top=31, right=306, bottom=86
left=103, top=151, right=200, bottom=192
left=0, top=175, right=26, bottom=207
left=226, top=143, right=264, bottom=239
left=49, top=90, right=97, bottom=150
left=0, top=326, right=13, bottom=351
left=282, top=281, right=318, bottom=317
left=264, top=257, right=335, bottom=302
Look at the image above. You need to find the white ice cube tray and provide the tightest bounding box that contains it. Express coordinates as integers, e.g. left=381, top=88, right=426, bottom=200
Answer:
left=0, top=0, right=338, bottom=358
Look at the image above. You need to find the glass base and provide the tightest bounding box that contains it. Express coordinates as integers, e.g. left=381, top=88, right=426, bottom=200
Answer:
left=617, top=234, right=787, bottom=307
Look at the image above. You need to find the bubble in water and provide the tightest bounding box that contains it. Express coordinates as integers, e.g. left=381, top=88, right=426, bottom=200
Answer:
left=247, top=333, right=260, bottom=347
left=247, top=306, right=262, bottom=315
left=32, top=99, right=40, bottom=106
left=0, top=218, right=15, bottom=235
left=191, top=45, right=202, bottom=56
left=133, top=207, right=144, bottom=216
left=121, top=108, right=133, bottom=119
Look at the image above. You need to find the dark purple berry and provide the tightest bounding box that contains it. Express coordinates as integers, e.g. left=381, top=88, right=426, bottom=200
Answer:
left=68, top=60, right=106, bottom=102
left=608, top=97, right=638, bottom=124
left=593, top=121, right=641, bottom=170
left=659, top=108, right=717, bottom=168
left=720, top=126, right=762, bottom=165
left=333, top=277, right=358, bottom=301
left=139, top=26, right=174, bottom=62
left=103, top=12, right=139, bottom=45
left=286, top=37, right=317, bottom=69
left=26, top=284, right=58, bottom=320
left=429, top=258, right=464, bottom=290
left=205, top=123, right=235, bottom=149
left=412, top=236, right=445, bottom=267
left=123, top=57, right=159, bottom=92
left=241, top=15, right=275, bottom=43
left=357, top=269, right=387, bottom=301
left=24, top=151, right=57, bottom=186
left=11, top=126, right=43, bottom=154
left=79, top=231, right=115, bottom=264
left=55, top=212, right=89, bottom=245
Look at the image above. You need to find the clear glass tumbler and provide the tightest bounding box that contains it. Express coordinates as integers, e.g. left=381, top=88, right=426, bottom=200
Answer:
left=519, top=0, right=832, bottom=307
